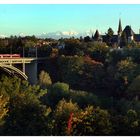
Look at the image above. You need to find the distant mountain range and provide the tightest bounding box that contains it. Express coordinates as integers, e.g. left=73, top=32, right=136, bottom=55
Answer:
left=0, top=35, right=7, bottom=38
left=38, top=30, right=95, bottom=39
left=38, top=31, right=79, bottom=39
left=0, top=30, right=96, bottom=39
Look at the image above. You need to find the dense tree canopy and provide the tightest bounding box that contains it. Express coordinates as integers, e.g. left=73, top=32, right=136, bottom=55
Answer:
left=1, top=35, right=140, bottom=136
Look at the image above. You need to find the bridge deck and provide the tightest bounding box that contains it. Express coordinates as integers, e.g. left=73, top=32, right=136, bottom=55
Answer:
left=0, top=57, right=47, bottom=64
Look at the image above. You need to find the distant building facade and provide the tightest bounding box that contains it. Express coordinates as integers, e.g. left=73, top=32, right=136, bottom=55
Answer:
left=113, top=19, right=140, bottom=47
left=90, top=19, right=140, bottom=47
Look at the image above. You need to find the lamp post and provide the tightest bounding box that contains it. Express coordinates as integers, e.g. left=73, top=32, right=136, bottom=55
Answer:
left=35, top=45, right=38, bottom=59
left=23, top=46, right=25, bottom=58
left=10, top=45, right=12, bottom=55
left=22, top=46, right=25, bottom=73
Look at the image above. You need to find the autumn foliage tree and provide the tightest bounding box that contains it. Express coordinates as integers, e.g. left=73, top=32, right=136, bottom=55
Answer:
left=71, top=106, right=112, bottom=136
left=39, top=70, right=52, bottom=89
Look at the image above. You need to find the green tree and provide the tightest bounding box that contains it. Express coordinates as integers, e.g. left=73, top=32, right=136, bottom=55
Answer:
left=127, top=75, right=140, bottom=99
left=84, top=36, right=91, bottom=42
left=86, top=42, right=109, bottom=63
left=71, top=106, right=112, bottom=136
left=39, top=70, right=52, bottom=89
left=107, top=28, right=114, bottom=37
left=69, top=89, right=100, bottom=108
left=45, top=82, right=70, bottom=108
left=63, top=38, right=83, bottom=56
left=115, top=58, right=137, bottom=85
left=106, top=28, right=114, bottom=46
left=58, top=55, right=84, bottom=89
left=112, top=109, right=139, bottom=135
left=51, top=99, right=80, bottom=136
left=0, top=76, right=49, bottom=135
left=57, top=55, right=105, bottom=91
left=112, top=57, right=138, bottom=97
left=0, top=95, right=9, bottom=126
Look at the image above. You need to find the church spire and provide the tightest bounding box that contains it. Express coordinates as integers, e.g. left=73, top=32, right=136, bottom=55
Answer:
left=118, top=18, right=122, bottom=35
left=118, top=19, right=122, bottom=47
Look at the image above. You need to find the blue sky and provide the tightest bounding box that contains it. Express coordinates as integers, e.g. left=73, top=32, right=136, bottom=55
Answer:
left=0, top=4, right=140, bottom=37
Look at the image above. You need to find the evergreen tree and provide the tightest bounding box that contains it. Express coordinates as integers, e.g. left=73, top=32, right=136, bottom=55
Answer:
left=106, top=28, right=114, bottom=46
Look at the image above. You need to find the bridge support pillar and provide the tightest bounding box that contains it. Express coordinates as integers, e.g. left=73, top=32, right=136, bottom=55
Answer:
left=25, top=61, right=38, bottom=85
left=23, top=62, right=25, bottom=74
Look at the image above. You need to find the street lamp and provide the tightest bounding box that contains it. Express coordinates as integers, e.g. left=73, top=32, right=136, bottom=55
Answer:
left=10, top=45, right=12, bottom=55
left=35, top=45, right=38, bottom=58
left=23, top=46, right=25, bottom=58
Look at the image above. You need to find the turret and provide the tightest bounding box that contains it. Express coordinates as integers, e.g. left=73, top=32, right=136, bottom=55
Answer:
left=93, top=30, right=102, bottom=42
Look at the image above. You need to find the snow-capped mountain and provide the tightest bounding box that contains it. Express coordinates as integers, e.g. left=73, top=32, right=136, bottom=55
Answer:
left=0, top=29, right=95, bottom=39
left=0, top=34, right=7, bottom=38
left=38, top=31, right=80, bottom=39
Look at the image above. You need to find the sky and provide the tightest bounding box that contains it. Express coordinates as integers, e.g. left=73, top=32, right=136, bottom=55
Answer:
left=0, top=4, right=140, bottom=38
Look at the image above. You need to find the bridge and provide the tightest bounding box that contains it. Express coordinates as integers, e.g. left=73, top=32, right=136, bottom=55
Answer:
left=0, top=57, right=45, bottom=84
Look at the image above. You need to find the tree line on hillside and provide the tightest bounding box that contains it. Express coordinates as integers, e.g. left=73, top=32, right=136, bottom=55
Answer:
left=1, top=32, right=140, bottom=135
left=0, top=27, right=139, bottom=57
left=1, top=50, right=140, bottom=136
left=0, top=72, right=140, bottom=136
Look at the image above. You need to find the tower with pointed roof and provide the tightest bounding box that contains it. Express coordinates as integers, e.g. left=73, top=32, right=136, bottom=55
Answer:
left=118, top=19, right=122, bottom=35
left=118, top=19, right=122, bottom=46
left=94, top=30, right=100, bottom=40
left=93, top=29, right=102, bottom=42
